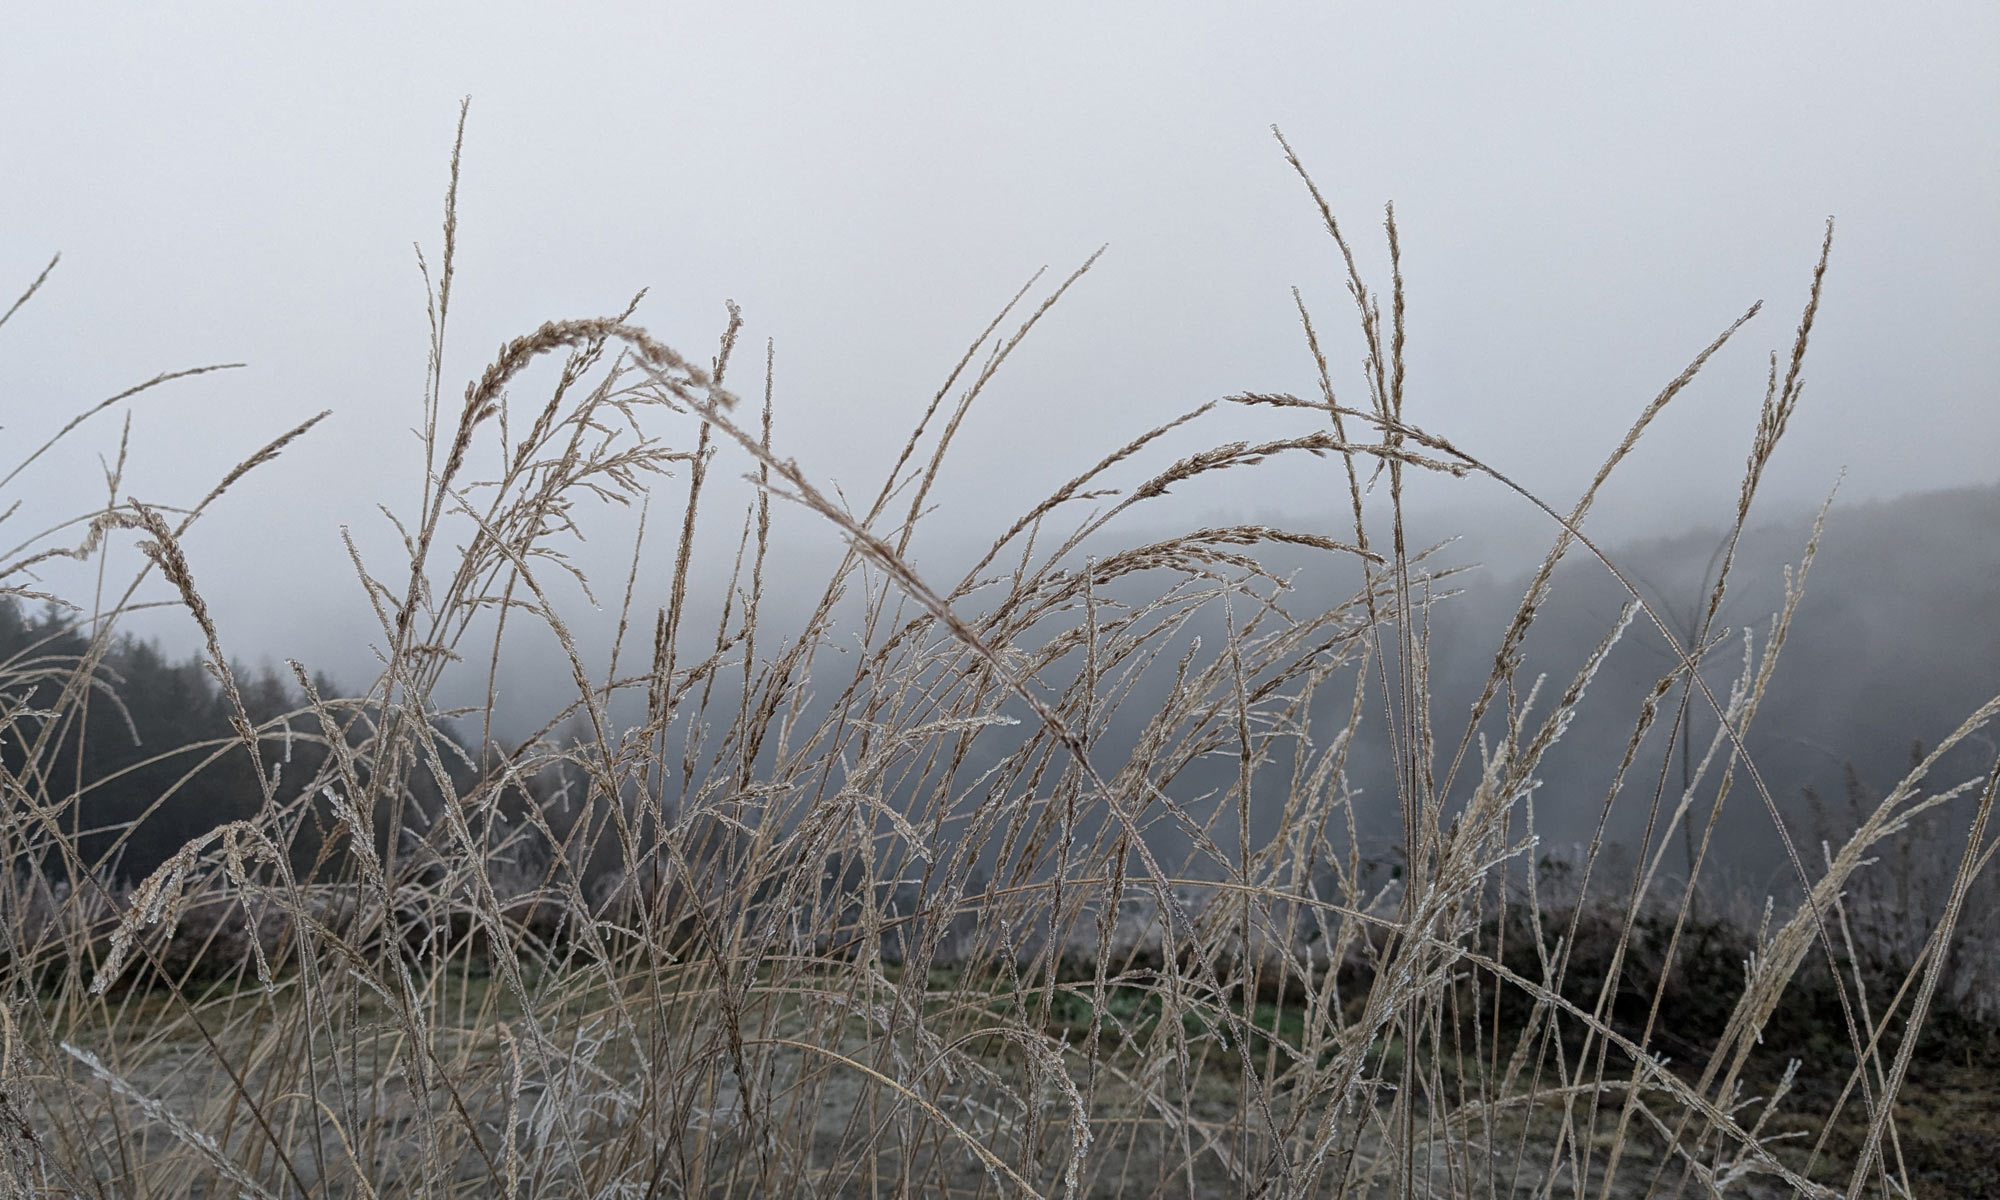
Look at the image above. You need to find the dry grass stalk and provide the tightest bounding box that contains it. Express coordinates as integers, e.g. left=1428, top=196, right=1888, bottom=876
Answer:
left=0, top=123, right=1989, bottom=1200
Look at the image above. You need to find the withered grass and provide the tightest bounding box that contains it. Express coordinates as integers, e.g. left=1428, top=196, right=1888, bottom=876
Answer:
left=1, top=116, right=1994, bottom=1198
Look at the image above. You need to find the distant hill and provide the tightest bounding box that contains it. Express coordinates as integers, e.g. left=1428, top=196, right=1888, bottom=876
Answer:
left=6, top=482, right=1993, bottom=896
left=1414, top=482, right=2000, bottom=885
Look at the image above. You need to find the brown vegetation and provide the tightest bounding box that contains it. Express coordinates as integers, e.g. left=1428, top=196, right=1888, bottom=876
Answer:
left=1, top=112, right=1994, bottom=1197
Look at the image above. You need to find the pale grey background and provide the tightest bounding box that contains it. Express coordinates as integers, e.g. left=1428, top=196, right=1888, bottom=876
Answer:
left=3, top=3, right=1994, bottom=690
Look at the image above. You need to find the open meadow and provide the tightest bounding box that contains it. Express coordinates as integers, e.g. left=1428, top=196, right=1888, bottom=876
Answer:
left=2, top=120, right=1996, bottom=1198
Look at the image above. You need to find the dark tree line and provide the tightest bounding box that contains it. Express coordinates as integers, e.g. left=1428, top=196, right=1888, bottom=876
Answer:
left=1, top=598, right=646, bottom=949
left=0, top=598, right=349, bottom=883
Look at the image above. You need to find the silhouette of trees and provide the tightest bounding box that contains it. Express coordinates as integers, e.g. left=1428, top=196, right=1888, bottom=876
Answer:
left=0, top=599, right=336, bottom=882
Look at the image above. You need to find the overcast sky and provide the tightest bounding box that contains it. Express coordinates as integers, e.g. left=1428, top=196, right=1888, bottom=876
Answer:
left=3, top=2, right=1995, bottom=681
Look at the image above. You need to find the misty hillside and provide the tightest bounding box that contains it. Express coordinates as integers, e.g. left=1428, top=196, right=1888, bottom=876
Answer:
left=1418, top=482, right=2000, bottom=881
left=9, top=482, right=1990, bottom=899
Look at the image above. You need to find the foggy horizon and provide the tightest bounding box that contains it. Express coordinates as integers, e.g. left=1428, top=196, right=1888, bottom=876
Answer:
left=5, top=3, right=1995, bottom=691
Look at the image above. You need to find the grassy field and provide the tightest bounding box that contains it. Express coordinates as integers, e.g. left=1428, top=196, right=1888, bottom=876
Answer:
left=2, top=115, right=1995, bottom=1197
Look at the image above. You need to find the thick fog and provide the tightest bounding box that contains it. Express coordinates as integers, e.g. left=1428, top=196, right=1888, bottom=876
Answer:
left=4, top=3, right=1995, bottom=737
